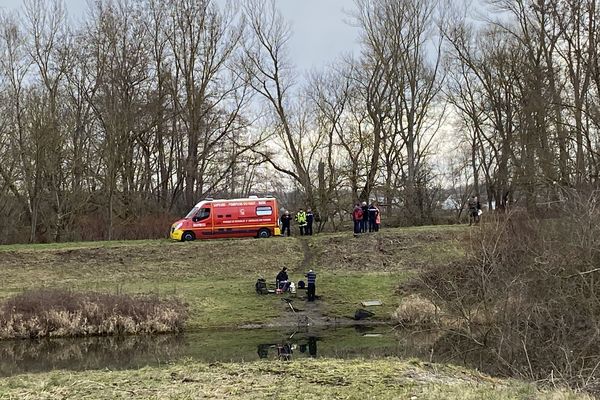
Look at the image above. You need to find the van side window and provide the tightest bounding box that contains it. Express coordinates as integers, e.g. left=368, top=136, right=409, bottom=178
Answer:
left=194, top=208, right=210, bottom=221
left=256, top=206, right=272, bottom=216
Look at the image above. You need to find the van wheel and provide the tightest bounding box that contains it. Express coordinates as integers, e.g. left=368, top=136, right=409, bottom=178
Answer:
left=182, top=231, right=195, bottom=242
left=257, top=228, right=271, bottom=238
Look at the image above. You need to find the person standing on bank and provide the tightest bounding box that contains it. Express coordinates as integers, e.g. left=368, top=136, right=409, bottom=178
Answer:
left=306, top=208, right=314, bottom=236
left=305, top=269, right=317, bottom=302
left=467, top=195, right=481, bottom=226
left=352, top=204, right=363, bottom=235
left=295, top=208, right=307, bottom=235
left=368, top=202, right=379, bottom=232
left=361, top=201, right=369, bottom=233
left=280, top=210, right=292, bottom=236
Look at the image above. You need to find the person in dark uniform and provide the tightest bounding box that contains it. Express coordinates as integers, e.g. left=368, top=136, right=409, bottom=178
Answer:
left=305, top=269, right=317, bottom=302
left=306, top=208, right=314, bottom=235
left=361, top=201, right=369, bottom=233
left=276, top=267, right=290, bottom=291
left=368, top=202, right=379, bottom=232
left=280, top=210, right=292, bottom=236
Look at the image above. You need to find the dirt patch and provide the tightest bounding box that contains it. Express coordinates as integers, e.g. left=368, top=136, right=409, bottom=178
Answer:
left=298, top=238, right=315, bottom=270
left=239, top=295, right=388, bottom=329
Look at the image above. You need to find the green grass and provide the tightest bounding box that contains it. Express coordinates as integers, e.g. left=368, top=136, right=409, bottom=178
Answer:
left=0, top=358, right=588, bottom=400
left=319, top=272, right=410, bottom=319
left=0, top=226, right=465, bottom=329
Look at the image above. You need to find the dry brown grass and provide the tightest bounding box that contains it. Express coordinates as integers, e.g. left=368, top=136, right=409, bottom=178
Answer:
left=0, top=358, right=589, bottom=400
left=393, top=294, right=439, bottom=327
left=310, top=225, right=465, bottom=273
left=0, top=289, right=187, bottom=339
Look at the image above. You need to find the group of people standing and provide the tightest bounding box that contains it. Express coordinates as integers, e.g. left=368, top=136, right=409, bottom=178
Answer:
left=352, top=201, right=381, bottom=235
left=279, top=208, right=314, bottom=236
left=279, top=202, right=381, bottom=237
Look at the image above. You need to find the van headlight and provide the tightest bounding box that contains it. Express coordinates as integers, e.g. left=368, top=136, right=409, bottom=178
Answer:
left=174, top=222, right=183, bottom=230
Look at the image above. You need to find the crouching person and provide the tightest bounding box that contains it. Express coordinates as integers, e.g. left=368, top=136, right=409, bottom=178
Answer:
left=276, top=267, right=290, bottom=292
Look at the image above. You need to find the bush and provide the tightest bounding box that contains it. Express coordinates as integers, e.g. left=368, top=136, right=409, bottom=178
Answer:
left=393, top=294, right=439, bottom=328
left=0, top=289, right=188, bottom=339
left=415, top=190, right=600, bottom=393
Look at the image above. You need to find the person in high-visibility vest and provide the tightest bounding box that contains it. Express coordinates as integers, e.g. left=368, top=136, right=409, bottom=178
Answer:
left=295, top=209, right=307, bottom=236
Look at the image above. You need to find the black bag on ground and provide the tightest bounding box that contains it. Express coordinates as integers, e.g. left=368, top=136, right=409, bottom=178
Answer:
left=256, top=278, right=268, bottom=294
left=297, top=280, right=306, bottom=289
left=354, top=309, right=375, bottom=320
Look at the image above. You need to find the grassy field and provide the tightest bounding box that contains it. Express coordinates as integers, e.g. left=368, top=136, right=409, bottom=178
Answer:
left=0, top=358, right=589, bottom=400
left=0, top=225, right=465, bottom=329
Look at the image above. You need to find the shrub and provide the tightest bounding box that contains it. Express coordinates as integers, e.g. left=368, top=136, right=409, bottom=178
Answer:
left=0, top=289, right=188, bottom=339
left=415, top=190, right=600, bottom=393
left=393, top=294, right=439, bottom=328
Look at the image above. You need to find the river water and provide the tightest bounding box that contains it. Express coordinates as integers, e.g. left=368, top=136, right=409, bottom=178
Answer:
left=0, top=325, right=448, bottom=376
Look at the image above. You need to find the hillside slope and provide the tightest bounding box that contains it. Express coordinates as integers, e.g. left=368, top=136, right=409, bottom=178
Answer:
left=0, top=225, right=464, bottom=329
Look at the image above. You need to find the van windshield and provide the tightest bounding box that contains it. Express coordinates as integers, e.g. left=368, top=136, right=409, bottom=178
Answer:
left=185, top=207, right=199, bottom=219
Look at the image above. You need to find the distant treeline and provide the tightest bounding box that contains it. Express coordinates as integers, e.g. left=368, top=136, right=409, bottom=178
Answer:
left=1, top=0, right=599, bottom=243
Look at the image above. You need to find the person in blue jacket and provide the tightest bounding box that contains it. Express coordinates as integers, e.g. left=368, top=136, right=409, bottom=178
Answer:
left=305, top=269, right=317, bottom=302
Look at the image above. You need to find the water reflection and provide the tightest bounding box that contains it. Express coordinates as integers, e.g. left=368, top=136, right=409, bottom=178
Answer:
left=256, top=336, right=319, bottom=361
left=276, top=343, right=293, bottom=361
left=0, top=326, right=420, bottom=377
left=0, top=334, right=186, bottom=377
left=301, top=337, right=318, bottom=357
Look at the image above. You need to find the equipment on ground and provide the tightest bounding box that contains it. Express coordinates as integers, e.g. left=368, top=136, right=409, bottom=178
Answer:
left=361, top=300, right=383, bottom=307
left=354, top=309, right=375, bottom=320
left=255, top=278, right=275, bottom=294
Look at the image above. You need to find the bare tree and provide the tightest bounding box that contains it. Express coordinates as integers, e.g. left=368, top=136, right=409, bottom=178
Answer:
left=241, top=0, right=319, bottom=205
left=353, top=0, right=446, bottom=223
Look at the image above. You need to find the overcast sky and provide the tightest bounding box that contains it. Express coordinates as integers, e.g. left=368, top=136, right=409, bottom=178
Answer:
left=0, top=0, right=360, bottom=74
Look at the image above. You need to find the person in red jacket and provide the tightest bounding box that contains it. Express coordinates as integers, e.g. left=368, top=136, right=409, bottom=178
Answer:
left=352, top=204, right=363, bottom=235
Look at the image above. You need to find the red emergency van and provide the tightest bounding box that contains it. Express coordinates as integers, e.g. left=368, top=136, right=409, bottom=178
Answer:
left=169, top=196, right=281, bottom=241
